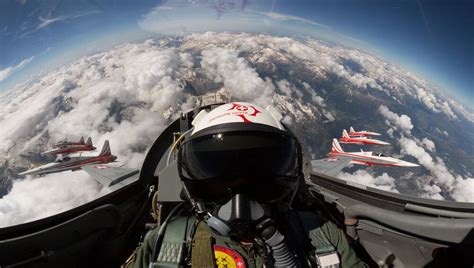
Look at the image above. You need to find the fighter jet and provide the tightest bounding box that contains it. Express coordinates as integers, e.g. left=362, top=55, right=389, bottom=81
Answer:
left=311, top=139, right=418, bottom=176
left=348, top=126, right=381, bottom=136
left=19, top=140, right=116, bottom=176
left=53, top=136, right=86, bottom=148
left=42, top=137, right=96, bottom=156
left=339, top=129, right=390, bottom=145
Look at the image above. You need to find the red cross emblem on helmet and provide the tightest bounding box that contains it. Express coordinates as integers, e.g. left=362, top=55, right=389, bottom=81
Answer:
left=227, top=103, right=261, bottom=123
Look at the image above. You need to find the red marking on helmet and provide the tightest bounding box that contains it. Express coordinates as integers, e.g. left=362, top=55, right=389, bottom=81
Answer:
left=227, top=103, right=261, bottom=123
left=236, top=105, right=248, bottom=111
left=237, top=114, right=251, bottom=123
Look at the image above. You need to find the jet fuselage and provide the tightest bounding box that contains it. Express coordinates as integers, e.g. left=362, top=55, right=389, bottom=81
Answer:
left=329, top=150, right=418, bottom=167
left=42, top=145, right=96, bottom=156
left=20, top=152, right=116, bottom=176
left=339, top=136, right=391, bottom=146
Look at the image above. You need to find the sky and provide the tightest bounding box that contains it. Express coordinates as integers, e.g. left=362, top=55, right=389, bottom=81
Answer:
left=0, top=0, right=472, bottom=107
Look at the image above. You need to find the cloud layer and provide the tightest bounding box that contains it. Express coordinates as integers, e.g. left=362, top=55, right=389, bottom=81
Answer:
left=0, top=172, right=109, bottom=227
left=0, top=32, right=472, bottom=227
left=0, top=56, right=34, bottom=82
left=379, top=105, right=473, bottom=201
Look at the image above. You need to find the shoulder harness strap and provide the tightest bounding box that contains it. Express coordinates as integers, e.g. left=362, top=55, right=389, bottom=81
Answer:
left=298, top=212, right=340, bottom=268
left=191, top=221, right=216, bottom=267
left=151, top=216, right=196, bottom=267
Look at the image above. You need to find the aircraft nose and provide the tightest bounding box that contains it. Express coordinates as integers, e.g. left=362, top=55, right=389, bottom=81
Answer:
left=399, top=160, right=419, bottom=167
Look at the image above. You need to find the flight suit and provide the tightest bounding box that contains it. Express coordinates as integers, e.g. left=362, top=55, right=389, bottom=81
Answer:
left=123, top=211, right=366, bottom=268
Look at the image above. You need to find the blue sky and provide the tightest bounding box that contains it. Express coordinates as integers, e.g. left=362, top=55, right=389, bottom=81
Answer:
left=0, top=0, right=472, bottom=107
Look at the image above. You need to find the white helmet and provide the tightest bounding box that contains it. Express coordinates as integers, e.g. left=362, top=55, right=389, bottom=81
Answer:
left=177, top=102, right=302, bottom=204
left=191, top=102, right=285, bottom=134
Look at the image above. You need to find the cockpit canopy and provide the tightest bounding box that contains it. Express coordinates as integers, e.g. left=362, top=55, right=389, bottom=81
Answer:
left=55, top=156, right=71, bottom=163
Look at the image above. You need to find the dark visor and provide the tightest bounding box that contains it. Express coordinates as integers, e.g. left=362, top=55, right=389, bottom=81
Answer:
left=178, top=131, right=300, bottom=203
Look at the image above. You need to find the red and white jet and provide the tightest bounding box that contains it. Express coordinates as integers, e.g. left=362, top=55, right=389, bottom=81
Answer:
left=348, top=126, right=381, bottom=137
left=340, top=129, right=390, bottom=146
left=42, top=137, right=96, bottom=156
left=311, top=139, right=419, bottom=176
left=20, top=140, right=117, bottom=177
left=330, top=139, right=418, bottom=167
left=53, top=136, right=86, bottom=148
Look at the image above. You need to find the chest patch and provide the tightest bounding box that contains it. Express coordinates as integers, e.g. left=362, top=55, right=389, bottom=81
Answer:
left=213, top=245, right=246, bottom=268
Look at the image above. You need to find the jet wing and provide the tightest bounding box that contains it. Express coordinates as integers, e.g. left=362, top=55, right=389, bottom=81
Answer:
left=310, top=156, right=352, bottom=177
left=81, top=165, right=140, bottom=191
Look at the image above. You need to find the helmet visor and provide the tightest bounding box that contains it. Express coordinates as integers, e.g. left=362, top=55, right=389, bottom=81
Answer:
left=178, top=131, right=300, bottom=203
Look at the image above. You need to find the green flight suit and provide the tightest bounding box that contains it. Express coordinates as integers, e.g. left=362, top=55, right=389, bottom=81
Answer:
left=123, top=211, right=366, bottom=268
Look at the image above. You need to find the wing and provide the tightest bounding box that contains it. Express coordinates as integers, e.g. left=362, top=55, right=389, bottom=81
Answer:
left=310, top=157, right=352, bottom=177
left=82, top=165, right=139, bottom=190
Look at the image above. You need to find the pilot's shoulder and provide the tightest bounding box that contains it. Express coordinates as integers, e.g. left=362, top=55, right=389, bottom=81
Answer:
left=296, top=210, right=328, bottom=231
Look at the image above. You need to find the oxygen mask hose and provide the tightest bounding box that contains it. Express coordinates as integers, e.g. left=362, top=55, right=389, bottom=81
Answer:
left=257, top=219, right=297, bottom=268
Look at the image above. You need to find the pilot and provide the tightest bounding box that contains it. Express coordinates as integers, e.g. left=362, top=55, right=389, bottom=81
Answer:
left=124, top=102, right=366, bottom=268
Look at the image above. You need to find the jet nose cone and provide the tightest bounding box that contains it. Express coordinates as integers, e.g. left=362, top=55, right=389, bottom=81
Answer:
left=398, top=160, right=419, bottom=167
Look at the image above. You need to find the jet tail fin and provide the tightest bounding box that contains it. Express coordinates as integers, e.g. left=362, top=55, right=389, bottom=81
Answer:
left=85, top=137, right=92, bottom=146
left=350, top=126, right=355, bottom=133
left=79, top=136, right=85, bottom=144
left=99, top=140, right=111, bottom=156
left=342, top=129, right=350, bottom=138
left=331, top=139, right=345, bottom=153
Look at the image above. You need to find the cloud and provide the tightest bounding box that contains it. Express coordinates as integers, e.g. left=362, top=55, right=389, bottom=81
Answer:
left=261, top=11, right=330, bottom=29
left=0, top=56, right=34, bottom=82
left=396, top=135, right=474, bottom=201
left=19, top=10, right=100, bottom=38
left=276, top=79, right=293, bottom=97
left=339, top=170, right=399, bottom=193
left=399, top=136, right=454, bottom=186
left=421, top=138, right=436, bottom=152
left=0, top=41, right=200, bottom=226
left=3, top=34, right=339, bottom=226
left=1, top=32, right=473, bottom=228
left=37, top=16, right=66, bottom=30
left=0, top=172, right=109, bottom=227
left=377, top=104, right=471, bottom=201
left=200, top=47, right=275, bottom=107
left=452, top=178, right=474, bottom=202
left=379, top=105, right=413, bottom=134
left=301, top=82, right=335, bottom=122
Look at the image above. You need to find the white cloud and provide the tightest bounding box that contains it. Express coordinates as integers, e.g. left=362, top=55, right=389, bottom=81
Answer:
left=377, top=105, right=470, bottom=201
left=38, top=16, right=66, bottom=29
left=200, top=47, right=275, bottom=107
left=452, top=178, right=474, bottom=202
left=0, top=172, right=109, bottom=227
left=421, top=138, right=436, bottom=152
left=399, top=136, right=459, bottom=194
left=19, top=10, right=101, bottom=37
left=386, top=128, right=395, bottom=138
left=339, top=170, right=399, bottom=193
left=276, top=79, right=293, bottom=97
left=379, top=105, right=413, bottom=134
left=1, top=32, right=473, bottom=228
left=0, top=41, right=198, bottom=226
left=301, top=82, right=335, bottom=122
left=261, top=11, right=330, bottom=29
left=0, top=56, right=34, bottom=81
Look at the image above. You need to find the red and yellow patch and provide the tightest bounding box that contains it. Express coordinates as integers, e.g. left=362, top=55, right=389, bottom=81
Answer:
left=213, top=245, right=246, bottom=268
